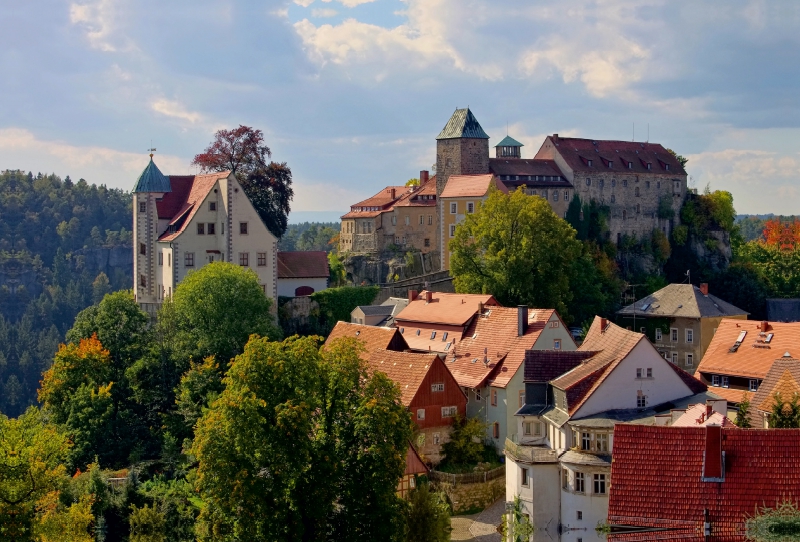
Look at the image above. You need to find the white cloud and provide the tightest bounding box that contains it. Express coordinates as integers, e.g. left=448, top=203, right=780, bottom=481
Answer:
left=292, top=180, right=367, bottom=212
left=69, top=0, right=132, bottom=52
left=294, top=0, right=315, bottom=6
left=0, top=128, right=188, bottom=190
left=151, top=99, right=203, bottom=124
left=338, top=0, right=377, bottom=7
left=312, top=8, right=338, bottom=18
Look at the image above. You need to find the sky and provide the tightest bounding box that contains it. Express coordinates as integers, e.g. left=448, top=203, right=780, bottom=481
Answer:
left=2, top=0, right=800, bottom=220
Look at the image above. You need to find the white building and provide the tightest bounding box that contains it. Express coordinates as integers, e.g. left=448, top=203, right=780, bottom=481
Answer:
left=132, top=157, right=278, bottom=309
left=276, top=251, right=329, bottom=297
left=504, top=317, right=714, bottom=542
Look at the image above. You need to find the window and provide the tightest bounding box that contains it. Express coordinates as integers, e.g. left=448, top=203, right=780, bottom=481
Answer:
left=635, top=186, right=640, bottom=197
left=575, top=472, right=585, bottom=493
left=196, top=223, right=205, bottom=235
left=646, top=368, right=653, bottom=378
left=562, top=468, right=569, bottom=490
left=553, top=191, right=559, bottom=202
left=672, top=352, right=678, bottom=364
left=637, top=395, right=647, bottom=408
left=475, top=389, right=481, bottom=401
left=671, top=328, right=678, bottom=342
left=523, top=422, right=531, bottom=436
left=636, top=368, right=643, bottom=379
left=623, top=179, right=628, bottom=187
left=593, top=474, right=607, bottom=495
left=712, top=375, right=720, bottom=386
left=424, top=238, right=430, bottom=247
left=209, top=201, right=216, bottom=211
left=491, top=389, right=497, bottom=406
left=542, top=190, right=548, bottom=200
left=139, top=274, right=146, bottom=287
left=392, top=216, right=397, bottom=226
left=521, top=467, right=529, bottom=487
left=430, top=331, right=436, bottom=340
left=449, top=225, right=456, bottom=237
left=647, top=163, right=652, bottom=170
left=433, top=432, right=441, bottom=445
left=184, top=252, right=194, bottom=267
left=442, top=406, right=457, bottom=418
left=722, top=376, right=730, bottom=388
left=646, top=180, right=651, bottom=189
left=750, top=379, right=759, bottom=392
left=139, top=243, right=146, bottom=255
left=209, top=223, right=217, bottom=235
left=599, top=179, right=605, bottom=188
left=492, top=422, right=499, bottom=439
left=239, top=252, right=249, bottom=266
left=686, top=329, right=694, bottom=343
left=655, top=329, right=662, bottom=341
left=636, top=203, right=641, bottom=214
left=581, top=432, right=591, bottom=451
left=431, top=383, right=444, bottom=392
left=586, top=178, right=591, bottom=186
left=596, top=433, right=608, bottom=452
left=686, top=354, right=693, bottom=367
left=417, top=409, right=425, bottom=420
left=239, top=222, right=248, bottom=235
left=168, top=253, right=171, bottom=267
left=419, top=215, right=424, bottom=225
left=565, top=190, right=570, bottom=201
left=257, top=252, right=267, bottom=266
left=450, top=202, right=457, bottom=214
left=428, top=215, right=433, bottom=225
left=139, top=201, right=146, bottom=213
left=611, top=194, right=616, bottom=203
left=519, top=389, right=525, bottom=408
left=405, top=216, right=410, bottom=226
left=577, top=511, right=583, bottom=520
left=467, top=202, right=475, bottom=214
left=554, top=339, right=561, bottom=350
left=158, top=252, right=163, bottom=266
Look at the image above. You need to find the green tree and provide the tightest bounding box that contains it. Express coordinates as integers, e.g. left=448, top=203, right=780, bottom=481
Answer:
left=770, top=392, right=800, bottom=428
left=405, top=482, right=451, bottom=542
left=328, top=252, right=346, bottom=287
left=666, top=148, right=688, bottom=169
left=192, top=335, right=412, bottom=541
left=441, top=415, right=488, bottom=467
left=405, top=178, right=420, bottom=187
left=735, top=393, right=752, bottom=428
left=449, top=187, right=583, bottom=318
left=91, top=273, right=112, bottom=304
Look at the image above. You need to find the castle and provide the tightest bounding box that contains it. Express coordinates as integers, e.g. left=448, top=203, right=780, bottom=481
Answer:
left=340, top=108, right=688, bottom=270
left=132, top=157, right=278, bottom=310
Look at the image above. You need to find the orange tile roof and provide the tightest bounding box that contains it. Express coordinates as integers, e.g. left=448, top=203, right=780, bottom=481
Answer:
left=324, top=322, right=408, bottom=360
left=440, top=174, right=509, bottom=198
left=366, top=349, right=439, bottom=406
left=394, top=291, right=498, bottom=327
left=704, top=386, right=747, bottom=405
left=352, top=185, right=408, bottom=208
left=671, top=403, right=733, bottom=427
left=277, top=251, right=329, bottom=279
left=400, top=325, right=464, bottom=354
left=750, top=355, right=800, bottom=413
left=696, top=319, right=800, bottom=379
left=157, top=172, right=230, bottom=241
left=442, top=308, right=560, bottom=389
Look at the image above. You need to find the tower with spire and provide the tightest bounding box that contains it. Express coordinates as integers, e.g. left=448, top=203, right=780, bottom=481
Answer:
left=132, top=154, right=171, bottom=306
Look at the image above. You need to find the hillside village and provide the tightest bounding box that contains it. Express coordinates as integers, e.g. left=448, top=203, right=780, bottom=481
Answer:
left=115, top=107, right=800, bottom=542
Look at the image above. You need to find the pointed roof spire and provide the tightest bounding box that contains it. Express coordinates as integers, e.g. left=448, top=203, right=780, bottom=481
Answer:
left=133, top=157, right=172, bottom=193
left=495, top=135, right=523, bottom=148
left=436, top=108, right=490, bottom=140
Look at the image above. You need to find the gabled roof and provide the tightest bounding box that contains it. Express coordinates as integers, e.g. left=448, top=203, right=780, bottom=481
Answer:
left=366, top=349, right=440, bottom=406
left=404, top=444, right=429, bottom=475
left=671, top=403, right=733, bottom=427
left=608, top=425, right=800, bottom=542
left=395, top=292, right=498, bottom=327
left=665, top=360, right=709, bottom=395
left=324, top=322, right=408, bottom=360
left=618, top=283, right=747, bottom=319
left=157, top=172, right=230, bottom=241
left=436, top=108, right=490, bottom=140
left=696, top=319, right=800, bottom=380
left=133, top=157, right=171, bottom=193
left=439, top=174, right=508, bottom=199
left=488, top=158, right=568, bottom=183
left=523, top=350, right=599, bottom=383
left=443, top=308, right=563, bottom=389
left=277, top=251, right=329, bottom=279
left=341, top=185, right=408, bottom=219
left=750, top=354, right=800, bottom=413
left=495, top=135, right=523, bottom=148
left=542, top=135, right=687, bottom=176
left=358, top=305, right=395, bottom=317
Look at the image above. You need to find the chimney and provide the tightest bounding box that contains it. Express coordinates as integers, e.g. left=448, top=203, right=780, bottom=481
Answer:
left=700, top=283, right=709, bottom=296
left=408, top=290, right=418, bottom=303
left=708, top=399, right=727, bottom=416
left=518, top=305, right=528, bottom=337
left=761, top=320, right=769, bottom=333
left=425, top=291, right=433, bottom=304
left=702, top=425, right=724, bottom=481
left=478, top=302, right=484, bottom=316
left=420, top=170, right=429, bottom=184
left=600, top=318, right=608, bottom=332
left=390, top=188, right=396, bottom=199
left=553, top=133, right=559, bottom=139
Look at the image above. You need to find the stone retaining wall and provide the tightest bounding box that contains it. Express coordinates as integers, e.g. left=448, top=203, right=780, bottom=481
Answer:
left=436, top=476, right=505, bottom=515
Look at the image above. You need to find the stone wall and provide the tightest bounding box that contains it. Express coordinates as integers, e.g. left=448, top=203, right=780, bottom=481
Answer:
left=351, top=232, right=378, bottom=253
left=432, top=467, right=505, bottom=514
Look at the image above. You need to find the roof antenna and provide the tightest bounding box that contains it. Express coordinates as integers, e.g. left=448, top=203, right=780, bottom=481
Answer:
left=147, top=141, right=156, bottom=159
left=632, top=122, right=635, bottom=142
left=647, top=123, right=649, bottom=143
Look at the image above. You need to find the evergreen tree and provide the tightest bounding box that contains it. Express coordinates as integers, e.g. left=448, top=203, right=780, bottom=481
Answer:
left=735, top=393, right=752, bottom=428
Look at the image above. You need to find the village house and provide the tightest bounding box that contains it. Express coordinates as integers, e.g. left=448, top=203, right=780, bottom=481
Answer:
left=606, top=424, right=800, bottom=542
left=350, top=297, right=409, bottom=327
left=695, top=318, right=800, bottom=406
left=276, top=251, right=329, bottom=297
left=504, top=317, right=710, bottom=542
left=132, top=157, right=278, bottom=310
left=323, top=321, right=409, bottom=359
left=617, top=283, right=748, bottom=374
left=366, top=349, right=467, bottom=464
left=747, top=352, right=800, bottom=428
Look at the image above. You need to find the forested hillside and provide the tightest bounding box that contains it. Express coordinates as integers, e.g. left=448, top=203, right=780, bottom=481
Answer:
left=278, top=221, right=339, bottom=252
left=0, top=170, right=132, bottom=415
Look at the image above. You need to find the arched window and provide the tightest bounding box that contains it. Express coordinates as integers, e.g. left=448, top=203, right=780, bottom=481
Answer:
left=295, top=286, right=314, bottom=296
left=622, top=210, right=627, bottom=220
left=635, top=186, right=640, bottom=197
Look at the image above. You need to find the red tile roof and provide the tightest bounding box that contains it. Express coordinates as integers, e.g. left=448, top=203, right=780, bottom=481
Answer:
left=366, top=349, right=440, bottom=406
left=750, top=355, right=800, bottom=413
left=665, top=360, right=709, bottom=395
left=404, top=443, right=429, bottom=475
left=395, top=292, right=499, bottom=327
left=277, top=251, right=329, bottom=279
left=671, top=403, right=733, bottom=427
left=705, top=386, right=748, bottom=405
left=443, top=308, right=563, bottom=389
left=157, top=172, right=230, bottom=241
left=488, top=158, right=564, bottom=179
left=697, top=319, right=800, bottom=380
left=543, top=135, right=687, bottom=176
left=440, top=174, right=508, bottom=198
left=523, top=350, right=599, bottom=382
left=324, top=322, right=408, bottom=360
left=608, top=425, right=800, bottom=542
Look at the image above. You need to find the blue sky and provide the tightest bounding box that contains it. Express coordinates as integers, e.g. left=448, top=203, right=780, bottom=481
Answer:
left=2, top=0, right=799, bottom=219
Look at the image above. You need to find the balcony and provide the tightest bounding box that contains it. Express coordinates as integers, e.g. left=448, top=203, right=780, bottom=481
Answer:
left=505, top=439, right=558, bottom=464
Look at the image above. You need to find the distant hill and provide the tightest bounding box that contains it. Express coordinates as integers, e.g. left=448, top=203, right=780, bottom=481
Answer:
left=735, top=214, right=799, bottom=242
left=279, top=222, right=339, bottom=253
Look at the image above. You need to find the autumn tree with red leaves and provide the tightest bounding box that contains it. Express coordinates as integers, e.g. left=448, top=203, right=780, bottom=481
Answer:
left=762, top=218, right=800, bottom=251
left=192, top=125, right=293, bottom=238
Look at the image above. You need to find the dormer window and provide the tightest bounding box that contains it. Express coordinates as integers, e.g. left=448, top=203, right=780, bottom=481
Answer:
left=587, top=159, right=593, bottom=167
left=665, top=164, right=670, bottom=170
left=628, top=162, right=633, bottom=169
left=647, top=163, right=652, bottom=170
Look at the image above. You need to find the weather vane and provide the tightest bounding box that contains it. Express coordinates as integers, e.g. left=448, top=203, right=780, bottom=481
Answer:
left=148, top=140, right=156, bottom=158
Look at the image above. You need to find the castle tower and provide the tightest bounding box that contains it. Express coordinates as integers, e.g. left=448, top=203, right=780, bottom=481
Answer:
left=435, top=108, right=490, bottom=267
left=132, top=156, right=171, bottom=305
left=495, top=135, right=523, bottom=159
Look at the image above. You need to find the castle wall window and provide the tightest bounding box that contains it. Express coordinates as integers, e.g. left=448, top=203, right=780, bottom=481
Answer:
left=257, top=252, right=267, bottom=266
left=419, top=215, right=424, bottom=225
left=586, top=178, right=591, bottom=186
left=139, top=274, right=147, bottom=287
left=239, top=252, right=249, bottom=267
left=657, top=181, right=661, bottom=189
left=197, top=223, right=205, bottom=235
left=611, top=195, right=616, bottom=203
left=168, top=253, right=171, bottom=267
left=405, top=216, right=410, bottom=226
left=611, top=179, right=616, bottom=187
left=636, top=204, right=641, bottom=213
left=599, top=179, right=604, bottom=188
left=424, top=238, right=430, bottom=247
left=392, top=216, right=396, bottom=225
left=575, top=472, right=585, bottom=493
left=428, top=215, right=433, bottom=225
left=593, top=474, right=607, bottom=494
left=623, top=180, right=628, bottom=187
left=646, top=181, right=651, bottom=189
left=240, top=222, right=248, bottom=235
left=542, top=190, right=548, bottom=200
left=208, top=223, right=215, bottom=235
left=565, top=191, right=570, bottom=200
left=185, top=252, right=195, bottom=267
left=139, top=202, right=146, bottom=213
left=635, top=187, right=640, bottom=197
left=553, top=191, right=558, bottom=202
left=140, top=243, right=146, bottom=255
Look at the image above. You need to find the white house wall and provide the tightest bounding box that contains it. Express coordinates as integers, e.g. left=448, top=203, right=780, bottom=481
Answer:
left=277, top=277, right=328, bottom=297
left=506, top=457, right=561, bottom=542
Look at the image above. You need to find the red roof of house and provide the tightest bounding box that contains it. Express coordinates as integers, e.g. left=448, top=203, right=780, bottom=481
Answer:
left=277, top=251, right=329, bottom=279
left=404, top=443, right=429, bottom=476
left=750, top=354, right=800, bottom=413
left=523, top=350, right=599, bottom=382
left=324, top=322, right=408, bottom=360
left=366, top=349, right=440, bottom=406
left=697, top=319, right=800, bottom=380
left=440, top=174, right=508, bottom=198
left=671, top=403, right=733, bottom=427
left=608, top=425, right=800, bottom=542
left=395, top=292, right=498, bottom=328
left=157, top=172, right=230, bottom=241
